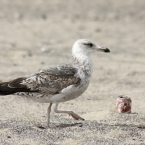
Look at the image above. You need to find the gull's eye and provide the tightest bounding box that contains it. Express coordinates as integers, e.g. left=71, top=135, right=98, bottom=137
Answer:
left=83, top=43, right=93, bottom=47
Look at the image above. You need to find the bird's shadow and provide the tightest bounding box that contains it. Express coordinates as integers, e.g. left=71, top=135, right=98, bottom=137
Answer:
left=35, top=118, right=145, bottom=130
left=36, top=122, right=83, bottom=129
left=56, top=122, right=83, bottom=128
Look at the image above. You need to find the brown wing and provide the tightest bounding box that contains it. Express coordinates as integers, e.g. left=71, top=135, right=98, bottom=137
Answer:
left=22, top=64, right=80, bottom=95
left=0, top=77, right=38, bottom=95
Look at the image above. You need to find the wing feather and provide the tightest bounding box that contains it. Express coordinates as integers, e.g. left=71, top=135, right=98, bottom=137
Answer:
left=22, top=64, right=80, bottom=95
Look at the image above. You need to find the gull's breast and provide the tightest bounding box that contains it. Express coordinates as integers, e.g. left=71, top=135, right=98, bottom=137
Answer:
left=50, top=76, right=91, bottom=103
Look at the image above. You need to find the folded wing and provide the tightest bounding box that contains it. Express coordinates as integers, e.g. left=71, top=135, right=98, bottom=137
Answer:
left=0, top=64, right=80, bottom=95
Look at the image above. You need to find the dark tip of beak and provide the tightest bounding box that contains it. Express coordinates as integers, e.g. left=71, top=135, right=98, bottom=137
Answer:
left=104, top=48, right=110, bottom=53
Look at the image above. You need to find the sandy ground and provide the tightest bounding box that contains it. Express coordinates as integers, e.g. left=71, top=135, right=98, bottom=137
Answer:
left=0, top=0, right=145, bottom=144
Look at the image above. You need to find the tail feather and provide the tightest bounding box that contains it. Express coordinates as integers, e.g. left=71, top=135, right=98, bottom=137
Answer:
left=0, top=77, right=38, bottom=95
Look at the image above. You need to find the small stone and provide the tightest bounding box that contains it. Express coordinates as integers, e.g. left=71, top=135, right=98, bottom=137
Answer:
left=40, top=47, right=50, bottom=53
left=78, top=123, right=83, bottom=127
left=7, top=136, right=11, bottom=138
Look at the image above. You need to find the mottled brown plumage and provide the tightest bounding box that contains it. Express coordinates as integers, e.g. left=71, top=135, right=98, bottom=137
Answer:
left=0, top=65, right=80, bottom=96
left=22, top=64, right=81, bottom=95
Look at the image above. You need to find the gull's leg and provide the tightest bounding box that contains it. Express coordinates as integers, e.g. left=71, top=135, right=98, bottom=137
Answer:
left=54, top=103, right=84, bottom=121
left=46, top=103, right=52, bottom=128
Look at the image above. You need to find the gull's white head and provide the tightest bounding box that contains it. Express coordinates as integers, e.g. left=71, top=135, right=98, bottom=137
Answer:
left=72, top=39, right=110, bottom=56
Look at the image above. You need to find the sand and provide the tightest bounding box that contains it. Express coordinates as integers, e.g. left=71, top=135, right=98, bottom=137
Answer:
left=0, top=0, right=145, bottom=144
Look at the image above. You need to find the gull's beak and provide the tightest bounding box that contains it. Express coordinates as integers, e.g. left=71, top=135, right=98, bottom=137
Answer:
left=97, top=47, right=110, bottom=53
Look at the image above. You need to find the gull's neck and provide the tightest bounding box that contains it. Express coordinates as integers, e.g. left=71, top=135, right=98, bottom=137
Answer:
left=72, top=52, right=93, bottom=78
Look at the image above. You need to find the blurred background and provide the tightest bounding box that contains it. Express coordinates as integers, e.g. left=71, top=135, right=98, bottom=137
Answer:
left=0, top=0, right=144, bottom=102
left=0, top=0, right=145, bottom=144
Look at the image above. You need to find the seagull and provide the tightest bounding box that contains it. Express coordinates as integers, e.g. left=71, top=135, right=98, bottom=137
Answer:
left=0, top=39, right=110, bottom=128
